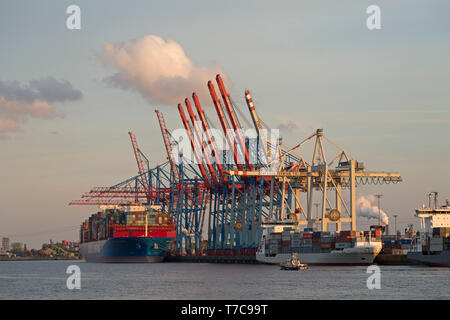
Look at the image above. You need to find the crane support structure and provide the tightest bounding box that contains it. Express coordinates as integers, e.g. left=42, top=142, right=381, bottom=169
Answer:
left=224, top=128, right=401, bottom=232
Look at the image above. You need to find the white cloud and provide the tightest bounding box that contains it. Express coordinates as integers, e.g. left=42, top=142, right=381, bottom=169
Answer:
left=102, top=34, right=231, bottom=106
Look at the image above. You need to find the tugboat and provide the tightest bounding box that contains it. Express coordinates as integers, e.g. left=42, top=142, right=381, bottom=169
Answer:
left=280, top=253, right=308, bottom=270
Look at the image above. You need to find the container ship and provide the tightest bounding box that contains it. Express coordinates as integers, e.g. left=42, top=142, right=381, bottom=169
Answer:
left=407, top=192, right=450, bottom=266
left=256, top=222, right=382, bottom=266
left=374, top=236, right=413, bottom=265
left=79, top=205, right=176, bottom=263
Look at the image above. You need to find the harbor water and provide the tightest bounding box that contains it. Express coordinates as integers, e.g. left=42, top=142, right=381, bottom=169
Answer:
left=0, top=261, right=449, bottom=300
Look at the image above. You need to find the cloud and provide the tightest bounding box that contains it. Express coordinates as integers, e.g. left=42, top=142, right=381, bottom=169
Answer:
left=275, top=116, right=322, bottom=136
left=0, top=77, right=81, bottom=136
left=0, top=117, right=20, bottom=134
left=29, top=77, right=83, bottom=102
left=356, top=195, right=389, bottom=225
left=102, top=34, right=231, bottom=106
left=0, top=77, right=82, bottom=104
left=277, top=121, right=298, bottom=132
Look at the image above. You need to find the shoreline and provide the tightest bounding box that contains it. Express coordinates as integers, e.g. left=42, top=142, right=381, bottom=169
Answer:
left=0, top=256, right=84, bottom=262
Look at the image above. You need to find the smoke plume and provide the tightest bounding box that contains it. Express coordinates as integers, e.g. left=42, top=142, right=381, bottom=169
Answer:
left=356, top=195, right=389, bottom=224
left=101, top=34, right=231, bottom=106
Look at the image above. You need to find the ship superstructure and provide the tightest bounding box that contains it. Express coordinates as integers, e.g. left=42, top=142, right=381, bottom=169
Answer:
left=407, top=192, right=450, bottom=266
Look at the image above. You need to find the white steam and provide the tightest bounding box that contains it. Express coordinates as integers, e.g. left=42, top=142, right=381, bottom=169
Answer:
left=356, top=195, right=389, bottom=224
left=102, top=34, right=231, bottom=106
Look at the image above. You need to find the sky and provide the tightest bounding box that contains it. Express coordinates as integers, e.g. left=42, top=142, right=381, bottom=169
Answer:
left=0, top=0, right=449, bottom=248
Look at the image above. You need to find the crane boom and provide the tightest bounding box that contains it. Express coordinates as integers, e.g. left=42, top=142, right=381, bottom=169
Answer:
left=128, top=132, right=146, bottom=176
left=185, top=98, right=219, bottom=188
left=245, top=89, right=271, bottom=162
left=216, top=74, right=254, bottom=170
left=178, top=103, right=211, bottom=189
left=128, top=131, right=152, bottom=203
left=208, top=80, right=243, bottom=170
left=155, top=109, right=181, bottom=183
left=192, top=92, right=227, bottom=184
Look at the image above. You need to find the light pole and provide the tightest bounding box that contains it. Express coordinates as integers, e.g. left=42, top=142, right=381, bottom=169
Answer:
left=314, top=203, right=320, bottom=231
left=375, top=194, right=383, bottom=226
left=393, top=214, right=398, bottom=238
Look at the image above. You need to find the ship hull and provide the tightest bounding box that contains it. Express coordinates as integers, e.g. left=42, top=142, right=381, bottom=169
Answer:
left=257, top=250, right=379, bottom=266
left=79, top=236, right=173, bottom=263
left=407, top=251, right=450, bottom=267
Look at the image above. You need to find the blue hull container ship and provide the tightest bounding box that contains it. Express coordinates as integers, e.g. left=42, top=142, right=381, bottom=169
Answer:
left=78, top=205, right=176, bottom=263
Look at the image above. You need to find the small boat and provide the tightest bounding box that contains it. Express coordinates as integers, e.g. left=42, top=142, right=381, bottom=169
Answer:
left=280, top=253, right=308, bottom=270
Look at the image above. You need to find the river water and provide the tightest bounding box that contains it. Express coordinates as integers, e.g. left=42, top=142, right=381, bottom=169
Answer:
left=0, top=261, right=448, bottom=299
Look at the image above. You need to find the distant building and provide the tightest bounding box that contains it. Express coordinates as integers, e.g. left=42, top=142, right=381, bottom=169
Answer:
left=10, top=242, right=23, bottom=253
left=2, top=237, right=9, bottom=251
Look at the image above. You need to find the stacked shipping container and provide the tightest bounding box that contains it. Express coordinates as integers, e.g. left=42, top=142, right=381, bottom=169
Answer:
left=80, top=208, right=175, bottom=243
left=263, top=229, right=379, bottom=255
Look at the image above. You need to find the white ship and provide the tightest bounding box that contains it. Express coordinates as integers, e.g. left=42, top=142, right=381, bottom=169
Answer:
left=407, top=192, right=450, bottom=266
left=256, top=223, right=382, bottom=266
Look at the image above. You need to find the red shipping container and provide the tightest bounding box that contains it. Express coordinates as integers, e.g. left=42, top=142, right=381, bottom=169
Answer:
left=113, top=231, right=129, bottom=238
left=336, top=236, right=351, bottom=243
left=302, top=233, right=313, bottom=239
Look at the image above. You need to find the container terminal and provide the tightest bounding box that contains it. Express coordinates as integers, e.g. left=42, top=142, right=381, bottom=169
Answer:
left=70, top=74, right=443, bottom=265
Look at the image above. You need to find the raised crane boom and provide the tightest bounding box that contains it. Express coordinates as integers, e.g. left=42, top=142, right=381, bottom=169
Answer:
left=128, top=131, right=152, bottom=203
left=216, top=74, right=254, bottom=170
left=128, top=132, right=147, bottom=176
left=245, top=89, right=271, bottom=162
left=192, top=92, right=227, bottom=184
left=178, top=103, right=211, bottom=189
left=155, top=109, right=180, bottom=184
left=208, top=80, right=243, bottom=171
left=185, top=98, right=219, bottom=188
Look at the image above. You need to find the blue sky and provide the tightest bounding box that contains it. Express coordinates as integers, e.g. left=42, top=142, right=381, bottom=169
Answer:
left=0, top=0, right=449, bottom=247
